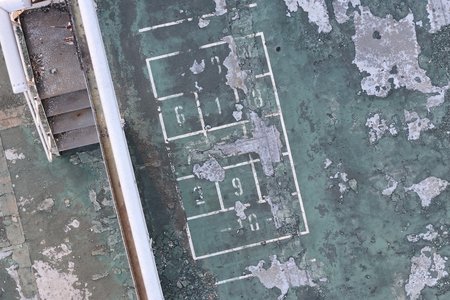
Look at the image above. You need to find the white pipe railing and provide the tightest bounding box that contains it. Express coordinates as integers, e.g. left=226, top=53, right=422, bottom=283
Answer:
left=0, top=6, right=28, bottom=93
left=78, top=1, right=164, bottom=299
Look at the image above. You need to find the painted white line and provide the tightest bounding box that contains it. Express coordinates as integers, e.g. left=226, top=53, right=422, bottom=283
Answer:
left=157, top=93, right=184, bottom=101
left=195, top=235, right=292, bottom=260
left=177, top=174, right=195, bottom=181
left=255, top=72, right=271, bottom=79
left=201, top=12, right=216, bottom=18
left=187, top=206, right=232, bottom=221
left=139, top=18, right=194, bottom=33
left=199, top=40, right=227, bottom=49
left=167, top=119, right=250, bottom=141
left=185, top=223, right=197, bottom=260
left=216, top=274, right=254, bottom=285
left=265, top=111, right=281, bottom=118
left=249, top=154, right=263, bottom=203
left=223, top=159, right=260, bottom=170
left=158, top=110, right=169, bottom=142
left=138, top=3, right=257, bottom=33
left=215, top=182, right=225, bottom=210
left=260, top=32, right=309, bottom=234
left=194, top=92, right=207, bottom=137
left=176, top=158, right=259, bottom=182
left=147, top=51, right=180, bottom=62
left=146, top=59, right=158, bottom=98
left=187, top=203, right=250, bottom=221
left=220, top=227, right=232, bottom=233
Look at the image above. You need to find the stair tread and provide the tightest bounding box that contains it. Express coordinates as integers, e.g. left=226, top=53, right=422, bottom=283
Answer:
left=55, top=125, right=99, bottom=152
left=49, top=108, right=95, bottom=134
left=43, top=89, right=91, bottom=117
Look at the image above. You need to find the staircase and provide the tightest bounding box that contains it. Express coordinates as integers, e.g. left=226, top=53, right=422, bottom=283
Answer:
left=19, top=5, right=99, bottom=155
left=43, top=89, right=98, bottom=151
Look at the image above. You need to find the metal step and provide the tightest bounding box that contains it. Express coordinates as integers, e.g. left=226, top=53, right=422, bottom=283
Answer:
left=54, top=125, right=99, bottom=152
left=43, top=89, right=91, bottom=117
left=49, top=108, right=96, bottom=134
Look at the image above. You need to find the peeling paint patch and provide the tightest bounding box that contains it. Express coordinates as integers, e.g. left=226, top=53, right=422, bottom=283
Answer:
left=33, top=260, right=91, bottom=300
left=365, top=113, right=397, bottom=144
left=427, top=0, right=450, bottom=33
left=234, top=201, right=247, bottom=220
left=352, top=7, right=442, bottom=98
left=324, top=158, right=332, bottom=169
left=5, top=148, right=25, bottom=163
left=0, top=250, right=12, bottom=260
left=404, top=110, right=434, bottom=141
left=283, top=0, right=332, bottom=33
left=407, top=224, right=438, bottom=243
left=6, top=264, right=36, bottom=300
left=426, top=88, right=447, bottom=111
left=193, top=157, right=225, bottom=182
left=332, top=0, right=360, bottom=24
left=198, top=18, right=210, bottom=28
left=214, top=112, right=282, bottom=176
left=405, top=176, right=448, bottom=207
left=222, top=36, right=249, bottom=94
left=405, top=247, right=448, bottom=300
left=189, top=59, right=205, bottom=74
left=382, top=175, right=398, bottom=196
left=213, top=0, right=227, bottom=16
left=42, top=243, right=72, bottom=262
left=232, top=104, right=243, bottom=121
left=247, top=255, right=325, bottom=300
left=64, top=219, right=80, bottom=233
left=37, top=198, right=54, bottom=212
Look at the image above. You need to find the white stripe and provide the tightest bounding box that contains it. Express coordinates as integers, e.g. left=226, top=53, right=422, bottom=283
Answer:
left=147, top=51, right=180, bottom=61
left=259, top=32, right=309, bottom=234
left=195, top=235, right=292, bottom=260
left=145, top=59, right=158, bottom=98
left=168, top=119, right=250, bottom=141
left=157, top=93, right=184, bottom=101
left=249, top=154, right=263, bottom=203
left=215, top=182, right=225, bottom=210
left=255, top=72, right=271, bottom=79
left=215, top=274, right=254, bottom=285
left=177, top=174, right=195, bottom=181
left=185, top=223, right=197, bottom=260
left=158, top=111, right=169, bottom=142
left=199, top=40, right=227, bottom=49
left=194, top=92, right=207, bottom=136
left=139, top=18, right=193, bottom=33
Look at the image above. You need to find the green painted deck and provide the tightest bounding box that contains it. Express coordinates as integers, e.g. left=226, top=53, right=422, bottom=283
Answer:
left=95, top=0, right=450, bottom=299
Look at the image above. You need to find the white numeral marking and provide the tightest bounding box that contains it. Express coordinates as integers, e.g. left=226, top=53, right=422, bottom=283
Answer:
left=193, top=186, right=205, bottom=205
left=251, top=89, right=264, bottom=108
left=232, top=177, right=243, bottom=196
left=175, top=105, right=185, bottom=125
left=237, top=213, right=260, bottom=231
left=211, top=56, right=222, bottom=74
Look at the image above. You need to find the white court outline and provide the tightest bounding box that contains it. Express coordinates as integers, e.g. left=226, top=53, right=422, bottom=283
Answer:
left=145, top=33, right=310, bottom=284
left=138, top=3, right=258, bottom=33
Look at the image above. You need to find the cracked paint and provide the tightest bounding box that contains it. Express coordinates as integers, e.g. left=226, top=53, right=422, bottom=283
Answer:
left=283, top=0, right=332, bottom=33
left=247, top=255, right=325, bottom=300
left=405, top=176, right=448, bottom=207
left=404, top=110, right=435, bottom=141
left=352, top=7, right=444, bottom=98
left=405, top=247, right=448, bottom=300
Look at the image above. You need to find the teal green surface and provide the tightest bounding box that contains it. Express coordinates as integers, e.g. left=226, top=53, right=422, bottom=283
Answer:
left=96, top=0, right=450, bottom=299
